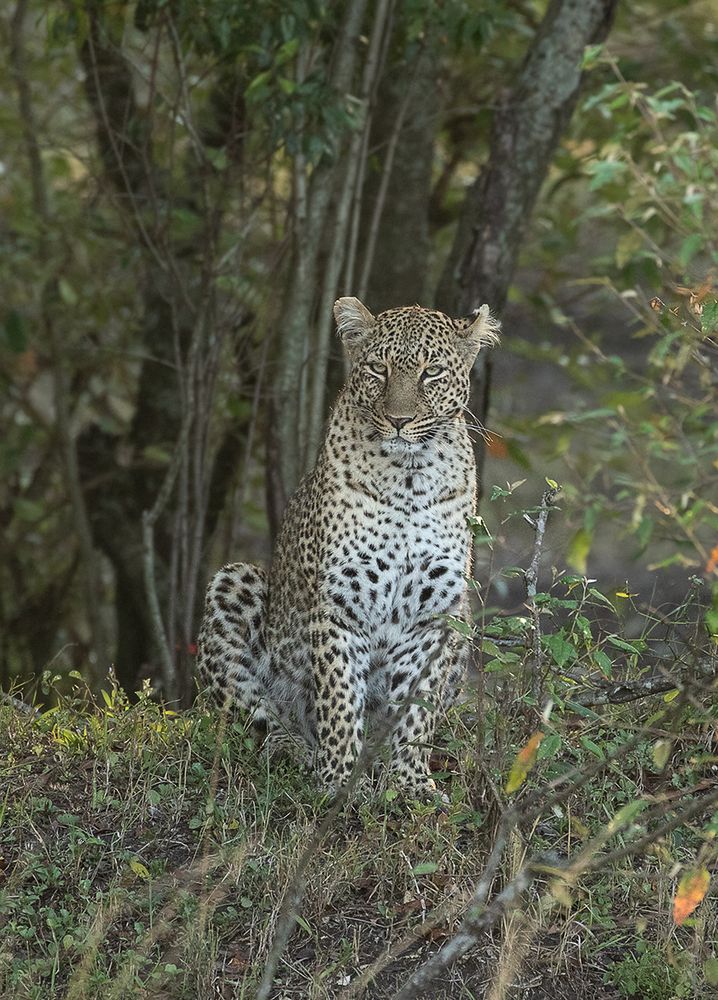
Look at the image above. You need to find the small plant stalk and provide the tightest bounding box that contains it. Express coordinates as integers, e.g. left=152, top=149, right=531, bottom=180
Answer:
left=525, top=485, right=561, bottom=705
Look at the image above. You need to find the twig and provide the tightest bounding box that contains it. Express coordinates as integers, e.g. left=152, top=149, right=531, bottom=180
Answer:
left=524, top=485, right=560, bottom=704
left=356, top=38, right=422, bottom=301
left=391, top=862, right=533, bottom=1000
left=141, top=418, right=192, bottom=702
left=10, top=0, right=110, bottom=688
left=573, top=673, right=680, bottom=706
left=343, top=721, right=651, bottom=998
left=304, top=0, right=393, bottom=468
left=390, top=781, right=718, bottom=1000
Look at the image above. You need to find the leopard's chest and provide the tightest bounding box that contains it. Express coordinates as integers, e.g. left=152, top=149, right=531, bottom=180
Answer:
left=321, top=463, right=472, bottom=630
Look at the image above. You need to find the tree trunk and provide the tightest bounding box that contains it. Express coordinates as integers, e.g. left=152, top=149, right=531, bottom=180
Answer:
left=269, top=0, right=372, bottom=510
left=359, top=42, right=438, bottom=312
left=436, top=0, right=618, bottom=488
left=77, top=10, right=251, bottom=697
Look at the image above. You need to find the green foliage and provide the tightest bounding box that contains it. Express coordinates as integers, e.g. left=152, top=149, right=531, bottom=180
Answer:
left=500, top=49, right=718, bottom=620
left=605, top=942, right=690, bottom=999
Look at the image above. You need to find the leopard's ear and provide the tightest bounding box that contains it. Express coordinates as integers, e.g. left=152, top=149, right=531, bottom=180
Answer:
left=455, top=304, right=500, bottom=364
left=334, top=296, right=376, bottom=360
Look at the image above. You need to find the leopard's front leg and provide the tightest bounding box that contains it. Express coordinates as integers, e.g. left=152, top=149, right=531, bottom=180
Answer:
left=385, top=624, right=468, bottom=799
left=309, top=606, right=369, bottom=794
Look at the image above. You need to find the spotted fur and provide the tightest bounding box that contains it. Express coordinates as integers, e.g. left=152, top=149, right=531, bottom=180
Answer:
left=197, top=298, right=499, bottom=797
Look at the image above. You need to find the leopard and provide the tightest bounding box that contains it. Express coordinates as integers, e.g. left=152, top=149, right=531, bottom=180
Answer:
left=197, top=296, right=499, bottom=798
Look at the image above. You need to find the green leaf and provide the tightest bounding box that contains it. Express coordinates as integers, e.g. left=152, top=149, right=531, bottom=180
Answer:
left=678, top=233, right=703, bottom=269
left=500, top=566, right=526, bottom=578
left=579, top=736, right=605, bottom=760
left=615, top=230, right=643, bottom=268
left=605, top=635, right=643, bottom=654
left=704, top=959, right=718, bottom=987
left=564, top=700, right=602, bottom=719
left=445, top=616, right=474, bottom=637
left=206, top=147, right=228, bottom=171
left=481, top=640, right=501, bottom=657
left=652, top=739, right=672, bottom=771
left=543, top=633, right=577, bottom=669
left=142, top=445, right=172, bottom=466
left=412, top=861, right=438, bottom=876
left=295, top=914, right=312, bottom=934
left=129, top=859, right=150, bottom=880
left=593, top=649, right=613, bottom=678
left=608, top=799, right=648, bottom=834
left=490, top=484, right=512, bottom=501
left=13, top=498, right=43, bottom=522
left=581, top=43, right=604, bottom=69
left=537, top=732, right=562, bottom=759
left=246, top=69, right=271, bottom=97
left=276, top=38, right=299, bottom=64
left=566, top=528, right=592, bottom=575
left=587, top=159, right=627, bottom=192
left=701, top=300, right=718, bottom=335
left=588, top=588, right=616, bottom=612
left=58, top=278, right=78, bottom=306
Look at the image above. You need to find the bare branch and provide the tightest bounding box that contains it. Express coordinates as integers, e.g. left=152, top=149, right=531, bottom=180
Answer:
left=391, top=860, right=533, bottom=1000
left=391, top=780, right=718, bottom=1000
left=344, top=722, right=653, bottom=998
left=524, top=485, right=560, bottom=703
left=141, top=418, right=192, bottom=702
left=9, top=0, right=110, bottom=687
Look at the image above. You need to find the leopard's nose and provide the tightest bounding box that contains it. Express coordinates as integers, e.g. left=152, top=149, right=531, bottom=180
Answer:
left=386, top=414, right=413, bottom=430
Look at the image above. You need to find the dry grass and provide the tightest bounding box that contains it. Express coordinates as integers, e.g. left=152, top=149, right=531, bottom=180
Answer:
left=0, top=676, right=715, bottom=999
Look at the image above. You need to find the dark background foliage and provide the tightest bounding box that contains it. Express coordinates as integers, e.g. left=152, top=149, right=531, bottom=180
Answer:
left=1, top=0, right=716, bottom=702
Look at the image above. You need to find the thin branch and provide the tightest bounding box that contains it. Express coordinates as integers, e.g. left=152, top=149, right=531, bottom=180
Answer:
left=343, top=719, right=654, bottom=998
left=524, top=485, right=560, bottom=703
left=10, top=0, right=110, bottom=687
left=391, top=865, right=533, bottom=1000
left=304, top=0, right=393, bottom=468
left=573, top=673, right=680, bottom=706
left=274, top=0, right=369, bottom=498
left=141, top=418, right=192, bottom=702
left=390, top=780, right=718, bottom=1000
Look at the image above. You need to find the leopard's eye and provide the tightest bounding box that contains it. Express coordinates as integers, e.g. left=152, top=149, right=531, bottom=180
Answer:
left=421, top=364, right=446, bottom=380
left=366, top=361, right=388, bottom=378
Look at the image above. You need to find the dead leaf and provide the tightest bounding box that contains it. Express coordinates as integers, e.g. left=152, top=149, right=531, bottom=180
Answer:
left=505, top=731, right=545, bottom=794
left=485, top=432, right=508, bottom=458
left=705, top=544, right=718, bottom=575
left=673, top=867, right=710, bottom=925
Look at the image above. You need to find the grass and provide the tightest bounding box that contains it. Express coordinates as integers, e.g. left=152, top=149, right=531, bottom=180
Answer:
left=0, top=675, right=716, bottom=1000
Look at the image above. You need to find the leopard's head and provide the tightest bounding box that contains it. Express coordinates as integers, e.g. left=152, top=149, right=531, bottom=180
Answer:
left=334, top=297, right=500, bottom=448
